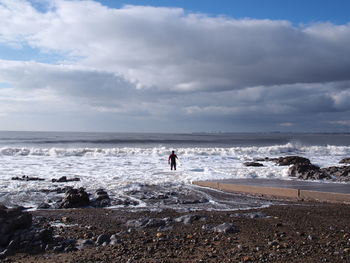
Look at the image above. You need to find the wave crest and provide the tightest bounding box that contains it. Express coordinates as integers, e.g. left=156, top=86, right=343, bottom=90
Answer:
left=1, top=143, right=350, bottom=158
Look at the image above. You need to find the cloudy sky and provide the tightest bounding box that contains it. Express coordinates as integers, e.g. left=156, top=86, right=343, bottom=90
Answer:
left=1, top=0, right=350, bottom=133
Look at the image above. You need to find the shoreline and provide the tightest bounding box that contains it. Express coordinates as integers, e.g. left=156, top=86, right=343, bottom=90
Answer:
left=4, top=199, right=350, bottom=263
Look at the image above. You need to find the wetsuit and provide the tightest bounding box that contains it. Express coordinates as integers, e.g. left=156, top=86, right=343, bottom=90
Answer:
left=168, top=153, right=178, bottom=170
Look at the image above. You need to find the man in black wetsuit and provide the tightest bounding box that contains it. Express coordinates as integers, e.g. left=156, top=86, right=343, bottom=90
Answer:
left=168, top=151, right=178, bottom=170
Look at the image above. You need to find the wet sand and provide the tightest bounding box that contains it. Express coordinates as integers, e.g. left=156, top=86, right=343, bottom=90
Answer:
left=6, top=200, right=350, bottom=263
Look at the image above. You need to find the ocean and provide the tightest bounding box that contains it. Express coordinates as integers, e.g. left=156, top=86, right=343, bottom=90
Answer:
left=1, top=131, right=350, bottom=210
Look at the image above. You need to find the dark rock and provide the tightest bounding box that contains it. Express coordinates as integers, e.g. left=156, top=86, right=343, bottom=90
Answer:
left=244, top=162, right=264, bottom=167
left=0, top=249, right=9, bottom=259
left=96, top=234, right=110, bottom=245
left=274, top=156, right=311, bottom=166
left=213, top=223, right=239, bottom=234
left=320, top=166, right=350, bottom=180
left=11, top=176, right=44, bottom=181
left=339, top=158, right=350, bottom=164
left=91, top=189, right=111, bottom=207
left=0, top=206, right=53, bottom=259
left=59, top=188, right=90, bottom=208
left=52, top=176, right=80, bottom=183
left=0, top=235, right=9, bottom=246
left=289, top=163, right=350, bottom=181
left=288, top=163, right=322, bottom=179
left=268, top=240, right=280, bottom=247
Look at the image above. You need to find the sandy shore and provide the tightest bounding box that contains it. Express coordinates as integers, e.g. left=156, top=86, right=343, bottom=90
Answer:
left=4, top=200, right=350, bottom=263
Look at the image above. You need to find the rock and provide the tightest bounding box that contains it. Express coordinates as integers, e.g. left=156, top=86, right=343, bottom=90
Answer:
left=288, top=163, right=322, bottom=179
left=175, top=214, right=206, bottom=225
left=243, top=162, right=264, bottom=167
left=6, top=240, right=19, bottom=251
left=213, top=223, right=239, bottom=234
left=289, top=163, right=350, bottom=181
left=320, top=166, right=350, bottom=180
left=11, top=176, right=44, bottom=181
left=59, top=188, right=90, bottom=208
left=52, top=176, right=80, bottom=183
left=0, top=206, right=53, bottom=259
left=268, top=240, right=280, bottom=247
left=274, top=156, right=311, bottom=166
left=0, top=249, right=9, bottom=259
left=91, top=189, right=111, bottom=207
left=339, top=158, right=350, bottom=164
left=96, top=234, right=110, bottom=245
left=126, top=218, right=167, bottom=229
left=0, top=235, right=10, bottom=246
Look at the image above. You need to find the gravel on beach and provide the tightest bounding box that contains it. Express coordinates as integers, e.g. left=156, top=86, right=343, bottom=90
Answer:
left=4, top=201, right=350, bottom=263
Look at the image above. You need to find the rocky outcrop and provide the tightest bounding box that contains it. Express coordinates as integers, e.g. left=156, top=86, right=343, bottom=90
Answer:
left=0, top=205, right=53, bottom=259
left=320, top=166, right=350, bottom=181
left=288, top=163, right=350, bottom=181
left=59, top=188, right=90, bottom=209
left=288, top=163, right=324, bottom=180
left=274, top=156, right=311, bottom=166
left=339, top=158, right=350, bottom=164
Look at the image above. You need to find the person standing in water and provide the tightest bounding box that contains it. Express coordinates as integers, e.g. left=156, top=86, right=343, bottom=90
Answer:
left=168, top=150, right=178, bottom=170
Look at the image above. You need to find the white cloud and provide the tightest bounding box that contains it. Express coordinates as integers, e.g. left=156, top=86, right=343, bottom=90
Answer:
left=0, top=0, right=350, bottom=131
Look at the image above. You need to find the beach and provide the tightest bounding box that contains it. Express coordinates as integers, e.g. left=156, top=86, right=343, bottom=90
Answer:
left=4, top=201, right=350, bottom=263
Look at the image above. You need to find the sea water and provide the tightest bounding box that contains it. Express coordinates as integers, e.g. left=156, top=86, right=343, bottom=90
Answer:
left=0, top=131, right=349, bottom=210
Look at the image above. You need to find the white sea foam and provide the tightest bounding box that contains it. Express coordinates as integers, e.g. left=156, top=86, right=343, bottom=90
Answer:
left=0, top=143, right=349, bottom=208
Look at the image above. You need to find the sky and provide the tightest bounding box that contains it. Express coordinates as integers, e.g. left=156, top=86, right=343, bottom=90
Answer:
left=0, top=0, right=350, bottom=133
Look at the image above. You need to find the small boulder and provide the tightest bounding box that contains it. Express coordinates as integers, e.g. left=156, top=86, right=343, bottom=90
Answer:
left=175, top=214, right=206, bottom=225
left=213, top=223, right=239, bottom=234
left=59, top=188, right=90, bottom=209
left=91, top=189, right=111, bottom=207
left=95, top=234, right=110, bottom=245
